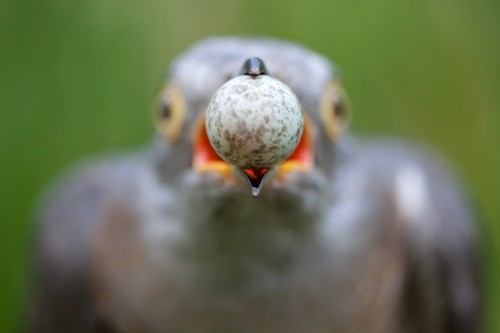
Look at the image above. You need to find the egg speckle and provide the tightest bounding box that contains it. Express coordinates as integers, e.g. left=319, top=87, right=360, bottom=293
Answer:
left=206, top=75, right=303, bottom=169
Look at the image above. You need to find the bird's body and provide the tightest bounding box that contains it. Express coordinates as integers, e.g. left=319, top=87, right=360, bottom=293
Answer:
left=31, top=38, right=480, bottom=333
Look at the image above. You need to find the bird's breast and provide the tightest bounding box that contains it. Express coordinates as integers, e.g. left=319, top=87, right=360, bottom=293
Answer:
left=142, top=204, right=345, bottom=333
left=93, top=169, right=404, bottom=333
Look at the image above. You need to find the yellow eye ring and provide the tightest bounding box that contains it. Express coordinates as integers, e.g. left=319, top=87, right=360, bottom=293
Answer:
left=320, top=82, right=351, bottom=141
left=153, top=83, right=186, bottom=142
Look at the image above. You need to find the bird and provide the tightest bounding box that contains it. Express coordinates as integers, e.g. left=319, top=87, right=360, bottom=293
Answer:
left=30, top=37, right=480, bottom=333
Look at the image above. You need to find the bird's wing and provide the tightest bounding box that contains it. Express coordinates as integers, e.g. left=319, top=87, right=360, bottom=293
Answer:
left=30, top=154, right=146, bottom=333
left=344, top=140, right=481, bottom=333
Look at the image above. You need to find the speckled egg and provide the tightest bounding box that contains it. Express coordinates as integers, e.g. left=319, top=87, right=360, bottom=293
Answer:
left=205, top=74, right=303, bottom=169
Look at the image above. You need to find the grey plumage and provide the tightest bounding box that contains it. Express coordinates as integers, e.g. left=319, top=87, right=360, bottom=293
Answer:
left=30, top=37, right=480, bottom=333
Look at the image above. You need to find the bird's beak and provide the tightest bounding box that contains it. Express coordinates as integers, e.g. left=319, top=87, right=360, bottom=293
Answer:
left=192, top=113, right=314, bottom=196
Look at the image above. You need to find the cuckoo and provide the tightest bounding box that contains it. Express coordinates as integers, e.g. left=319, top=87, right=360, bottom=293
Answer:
left=30, top=37, right=480, bottom=333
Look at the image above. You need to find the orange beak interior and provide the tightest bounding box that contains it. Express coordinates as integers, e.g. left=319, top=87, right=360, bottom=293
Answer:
left=192, top=113, right=314, bottom=176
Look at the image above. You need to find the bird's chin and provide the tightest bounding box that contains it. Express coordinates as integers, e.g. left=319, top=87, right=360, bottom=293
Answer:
left=183, top=166, right=326, bottom=201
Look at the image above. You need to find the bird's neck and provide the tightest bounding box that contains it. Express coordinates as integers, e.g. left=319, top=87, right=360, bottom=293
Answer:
left=176, top=190, right=324, bottom=284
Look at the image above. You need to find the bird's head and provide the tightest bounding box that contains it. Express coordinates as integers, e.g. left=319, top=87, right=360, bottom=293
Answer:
left=152, top=37, right=350, bottom=200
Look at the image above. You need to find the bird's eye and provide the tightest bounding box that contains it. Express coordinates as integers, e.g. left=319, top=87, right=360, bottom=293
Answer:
left=320, top=82, right=351, bottom=142
left=153, top=84, right=186, bottom=142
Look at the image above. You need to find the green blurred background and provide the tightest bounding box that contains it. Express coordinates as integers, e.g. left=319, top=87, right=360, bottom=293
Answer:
left=1, top=0, right=499, bottom=331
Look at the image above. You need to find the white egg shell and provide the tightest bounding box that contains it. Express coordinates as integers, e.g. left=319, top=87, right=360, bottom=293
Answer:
left=206, top=75, right=303, bottom=169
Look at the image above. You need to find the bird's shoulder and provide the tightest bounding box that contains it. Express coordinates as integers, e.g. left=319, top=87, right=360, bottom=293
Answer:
left=336, top=138, right=477, bottom=245
left=34, top=151, right=150, bottom=270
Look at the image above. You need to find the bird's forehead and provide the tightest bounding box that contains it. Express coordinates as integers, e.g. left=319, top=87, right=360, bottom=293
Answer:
left=169, top=37, right=334, bottom=104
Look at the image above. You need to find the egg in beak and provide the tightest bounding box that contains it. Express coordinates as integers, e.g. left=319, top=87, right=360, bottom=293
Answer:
left=193, top=57, right=314, bottom=197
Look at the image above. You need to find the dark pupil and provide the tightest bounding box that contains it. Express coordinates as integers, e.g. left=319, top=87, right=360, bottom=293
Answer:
left=333, top=93, right=346, bottom=118
left=160, top=102, right=171, bottom=119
